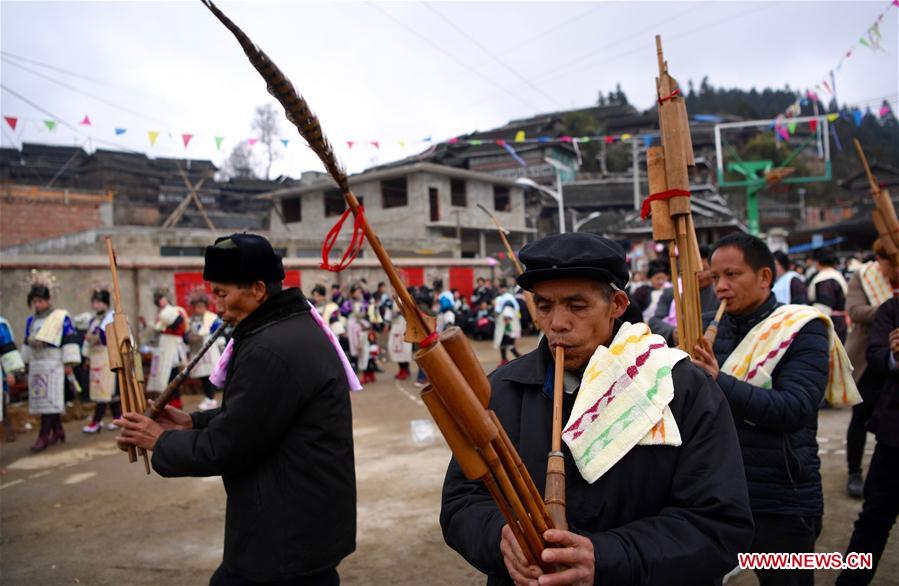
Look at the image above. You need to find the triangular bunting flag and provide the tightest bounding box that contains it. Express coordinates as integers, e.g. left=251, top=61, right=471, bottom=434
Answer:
left=44, top=120, right=56, bottom=132
left=830, top=123, right=843, bottom=153
left=399, top=140, right=406, bottom=148
left=347, top=141, right=355, bottom=149
left=787, top=121, right=797, bottom=135
left=115, top=128, right=127, bottom=136
left=859, top=38, right=871, bottom=50
left=826, top=113, right=839, bottom=122
left=880, top=105, right=891, bottom=119
left=215, top=136, right=225, bottom=150
left=4, top=116, right=17, bottom=131
left=643, top=135, right=653, bottom=148
left=853, top=109, right=863, bottom=127
left=280, top=138, right=289, bottom=148
left=469, top=139, right=482, bottom=146
left=604, top=135, right=614, bottom=144
left=620, top=133, right=632, bottom=140
left=248, top=138, right=258, bottom=146
left=148, top=131, right=159, bottom=146
left=80, top=115, right=91, bottom=126
left=182, top=133, right=193, bottom=148
left=371, top=141, right=379, bottom=149
left=809, top=119, right=818, bottom=132
left=514, top=130, right=525, bottom=142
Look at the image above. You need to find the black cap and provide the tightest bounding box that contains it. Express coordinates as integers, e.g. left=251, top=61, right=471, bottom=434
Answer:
left=204, top=233, right=285, bottom=284
left=517, top=233, right=629, bottom=291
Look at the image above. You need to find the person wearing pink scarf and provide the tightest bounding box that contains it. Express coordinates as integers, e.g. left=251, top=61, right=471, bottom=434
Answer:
left=116, top=233, right=357, bottom=585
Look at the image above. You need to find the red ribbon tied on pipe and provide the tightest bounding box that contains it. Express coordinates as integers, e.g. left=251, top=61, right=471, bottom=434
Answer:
left=640, top=189, right=691, bottom=220
left=320, top=206, right=367, bottom=272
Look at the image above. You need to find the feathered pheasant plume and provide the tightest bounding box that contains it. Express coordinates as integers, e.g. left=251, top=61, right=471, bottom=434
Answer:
left=203, top=0, right=433, bottom=341
left=201, top=0, right=350, bottom=195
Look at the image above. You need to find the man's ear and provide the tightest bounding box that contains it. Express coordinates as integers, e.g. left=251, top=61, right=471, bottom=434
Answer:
left=758, top=267, right=774, bottom=290
left=253, top=281, right=267, bottom=302
left=610, top=289, right=630, bottom=319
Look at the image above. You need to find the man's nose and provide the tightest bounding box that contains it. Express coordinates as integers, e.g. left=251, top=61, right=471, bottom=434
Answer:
left=548, top=310, right=570, bottom=332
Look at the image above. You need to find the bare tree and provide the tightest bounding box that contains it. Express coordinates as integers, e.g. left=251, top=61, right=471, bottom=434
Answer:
left=252, top=103, right=281, bottom=180
left=223, top=142, right=258, bottom=179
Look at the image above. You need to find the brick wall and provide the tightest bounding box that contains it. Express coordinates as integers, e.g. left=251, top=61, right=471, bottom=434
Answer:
left=1, top=199, right=106, bottom=248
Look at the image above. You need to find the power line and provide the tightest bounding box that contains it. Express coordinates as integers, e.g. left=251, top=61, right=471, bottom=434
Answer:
left=536, top=3, right=776, bottom=88
left=500, top=3, right=611, bottom=55
left=365, top=2, right=544, bottom=113
left=421, top=2, right=564, bottom=108
left=454, top=2, right=770, bottom=114
left=1, top=57, right=169, bottom=127
left=1, top=51, right=126, bottom=91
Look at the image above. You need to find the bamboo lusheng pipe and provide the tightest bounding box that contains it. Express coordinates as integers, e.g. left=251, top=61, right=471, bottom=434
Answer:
left=854, top=139, right=899, bottom=260
left=439, top=326, right=491, bottom=408
left=104, top=237, right=150, bottom=474
left=650, top=36, right=703, bottom=355
left=421, top=387, right=549, bottom=570
left=145, top=325, right=227, bottom=419
left=203, top=0, right=560, bottom=563
left=202, top=0, right=553, bottom=563
left=703, top=300, right=727, bottom=347
left=545, top=346, right=568, bottom=531
left=475, top=203, right=540, bottom=331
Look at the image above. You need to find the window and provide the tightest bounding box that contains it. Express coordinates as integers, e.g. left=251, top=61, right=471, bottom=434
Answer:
left=451, top=178, right=467, bottom=207
left=281, top=197, right=302, bottom=223
left=429, top=187, right=440, bottom=222
left=324, top=189, right=345, bottom=217
left=381, top=178, right=408, bottom=208
left=493, top=185, right=511, bottom=212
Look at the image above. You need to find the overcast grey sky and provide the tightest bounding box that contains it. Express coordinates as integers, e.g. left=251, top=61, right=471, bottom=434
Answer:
left=1, top=1, right=896, bottom=177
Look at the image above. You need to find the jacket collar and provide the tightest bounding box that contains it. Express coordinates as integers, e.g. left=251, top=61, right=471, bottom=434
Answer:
left=232, top=288, right=310, bottom=342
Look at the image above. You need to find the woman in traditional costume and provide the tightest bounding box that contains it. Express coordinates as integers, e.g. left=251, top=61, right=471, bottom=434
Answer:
left=22, top=284, right=81, bottom=452
left=81, top=289, right=120, bottom=434
left=145, top=290, right=189, bottom=408
left=187, top=294, right=225, bottom=411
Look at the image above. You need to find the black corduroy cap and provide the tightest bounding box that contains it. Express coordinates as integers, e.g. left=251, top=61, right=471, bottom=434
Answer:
left=203, top=233, right=285, bottom=284
left=516, top=233, right=629, bottom=291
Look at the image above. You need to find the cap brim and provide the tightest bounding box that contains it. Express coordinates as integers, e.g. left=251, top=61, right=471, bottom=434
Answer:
left=516, top=266, right=622, bottom=291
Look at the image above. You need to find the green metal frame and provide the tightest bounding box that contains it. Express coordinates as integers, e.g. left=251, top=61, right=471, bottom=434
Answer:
left=715, top=132, right=832, bottom=235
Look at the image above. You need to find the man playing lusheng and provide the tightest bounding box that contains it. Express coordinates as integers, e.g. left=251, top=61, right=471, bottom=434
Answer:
left=116, top=234, right=357, bottom=586
left=441, top=232, right=753, bottom=586
left=692, top=233, right=859, bottom=586
left=843, top=240, right=894, bottom=498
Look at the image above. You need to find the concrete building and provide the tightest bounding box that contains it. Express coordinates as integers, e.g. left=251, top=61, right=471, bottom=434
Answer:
left=266, top=162, right=535, bottom=259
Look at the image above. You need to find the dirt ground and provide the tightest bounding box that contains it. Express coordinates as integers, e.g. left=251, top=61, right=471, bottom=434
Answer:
left=1, top=336, right=896, bottom=585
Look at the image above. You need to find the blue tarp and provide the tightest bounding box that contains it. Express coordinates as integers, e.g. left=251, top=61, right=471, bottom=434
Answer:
left=788, top=237, right=846, bottom=254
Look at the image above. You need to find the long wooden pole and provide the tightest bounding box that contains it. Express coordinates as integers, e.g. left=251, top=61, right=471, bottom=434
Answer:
left=476, top=203, right=540, bottom=329
left=545, top=346, right=568, bottom=531
left=145, top=326, right=227, bottom=419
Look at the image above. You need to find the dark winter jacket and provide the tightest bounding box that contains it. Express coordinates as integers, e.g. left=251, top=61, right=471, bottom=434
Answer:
left=441, top=333, right=753, bottom=586
left=711, top=294, right=827, bottom=518
left=152, top=288, right=356, bottom=581
left=866, top=297, right=899, bottom=448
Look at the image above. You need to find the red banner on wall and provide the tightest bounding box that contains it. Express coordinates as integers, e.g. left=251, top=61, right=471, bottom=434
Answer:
left=398, top=267, right=425, bottom=288
left=449, top=267, right=474, bottom=300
